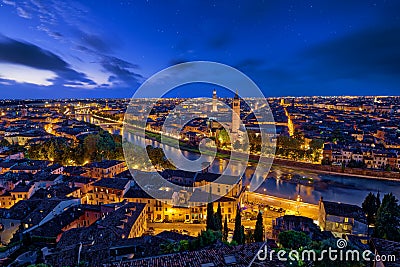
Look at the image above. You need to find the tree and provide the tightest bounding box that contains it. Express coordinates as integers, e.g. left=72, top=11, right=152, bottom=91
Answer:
left=146, top=145, right=176, bottom=170
left=245, top=229, right=254, bottom=243
left=215, top=202, right=222, bottom=231
left=27, top=129, right=124, bottom=165
left=374, top=193, right=400, bottom=241
left=248, top=132, right=262, bottom=153
left=293, top=130, right=305, bottom=142
left=362, top=192, right=378, bottom=225
left=310, top=238, right=364, bottom=267
left=83, top=134, right=100, bottom=161
left=278, top=230, right=311, bottom=250
left=254, top=211, right=264, bottom=242
left=310, top=139, right=324, bottom=151
left=376, top=191, right=381, bottom=208
left=278, top=135, right=298, bottom=149
left=190, top=230, right=222, bottom=250
left=223, top=216, right=229, bottom=242
left=232, top=205, right=244, bottom=244
left=206, top=202, right=215, bottom=231
left=124, top=141, right=152, bottom=170
left=179, top=240, right=189, bottom=251
left=160, top=240, right=181, bottom=254
left=216, top=129, right=230, bottom=148
left=240, top=225, right=245, bottom=244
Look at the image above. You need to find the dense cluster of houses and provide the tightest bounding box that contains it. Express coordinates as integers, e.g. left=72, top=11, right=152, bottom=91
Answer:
left=0, top=98, right=398, bottom=266
left=279, top=96, right=400, bottom=170
left=323, top=144, right=400, bottom=169
left=0, top=154, right=246, bottom=261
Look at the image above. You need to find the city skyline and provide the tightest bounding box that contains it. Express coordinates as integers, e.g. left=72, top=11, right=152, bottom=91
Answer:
left=0, top=0, right=400, bottom=99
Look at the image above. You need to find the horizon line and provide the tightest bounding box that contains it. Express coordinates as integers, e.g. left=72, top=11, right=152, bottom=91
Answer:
left=1, top=95, right=400, bottom=101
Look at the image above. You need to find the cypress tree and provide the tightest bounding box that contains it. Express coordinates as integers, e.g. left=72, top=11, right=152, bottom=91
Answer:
left=240, top=225, right=245, bottom=244
left=362, top=192, right=378, bottom=225
left=254, top=211, right=264, bottom=242
left=376, top=191, right=381, bottom=208
left=232, top=204, right=244, bottom=244
left=223, top=216, right=229, bottom=241
left=206, top=202, right=215, bottom=231
left=215, top=202, right=223, bottom=231
left=206, top=188, right=216, bottom=231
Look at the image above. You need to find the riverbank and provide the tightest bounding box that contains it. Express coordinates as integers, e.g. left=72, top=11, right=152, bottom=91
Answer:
left=272, top=158, right=400, bottom=182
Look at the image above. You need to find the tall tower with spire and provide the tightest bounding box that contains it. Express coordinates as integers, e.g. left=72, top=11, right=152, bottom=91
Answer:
left=212, top=89, right=217, bottom=112
left=231, top=90, right=240, bottom=133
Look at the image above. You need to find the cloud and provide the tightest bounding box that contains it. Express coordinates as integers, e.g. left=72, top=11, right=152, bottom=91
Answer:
left=29, top=0, right=59, bottom=27
left=74, top=44, right=143, bottom=86
left=101, top=56, right=143, bottom=86
left=36, top=25, right=63, bottom=40
left=3, top=0, right=142, bottom=89
left=0, top=63, right=57, bottom=86
left=2, top=0, right=15, bottom=6
left=16, top=6, right=31, bottom=19
left=0, top=78, right=13, bottom=85
left=0, top=35, right=96, bottom=85
left=73, top=29, right=113, bottom=53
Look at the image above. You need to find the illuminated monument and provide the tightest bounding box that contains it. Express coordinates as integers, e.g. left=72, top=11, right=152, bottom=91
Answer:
left=212, top=89, right=218, bottom=112
left=231, top=90, right=240, bottom=134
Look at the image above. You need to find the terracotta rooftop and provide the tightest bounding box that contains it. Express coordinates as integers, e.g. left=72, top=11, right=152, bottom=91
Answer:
left=30, top=205, right=85, bottom=238
left=106, top=242, right=286, bottom=267
left=323, top=200, right=367, bottom=224
left=93, top=178, right=130, bottom=190
left=85, top=160, right=124, bottom=169
left=370, top=238, right=400, bottom=267
left=57, top=202, right=146, bottom=248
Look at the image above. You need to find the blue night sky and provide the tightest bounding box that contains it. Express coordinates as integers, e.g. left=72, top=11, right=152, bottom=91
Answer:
left=0, top=0, right=400, bottom=99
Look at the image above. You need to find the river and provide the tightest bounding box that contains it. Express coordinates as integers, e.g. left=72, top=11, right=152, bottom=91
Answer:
left=124, top=132, right=400, bottom=206
left=77, top=114, right=400, bottom=206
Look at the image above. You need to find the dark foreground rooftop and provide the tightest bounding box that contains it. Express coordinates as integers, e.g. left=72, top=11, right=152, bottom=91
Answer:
left=106, top=242, right=285, bottom=267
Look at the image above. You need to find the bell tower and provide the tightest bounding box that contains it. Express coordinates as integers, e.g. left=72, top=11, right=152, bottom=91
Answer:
left=231, top=90, right=240, bottom=133
left=212, top=89, right=217, bottom=112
